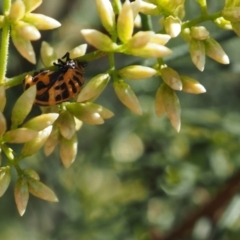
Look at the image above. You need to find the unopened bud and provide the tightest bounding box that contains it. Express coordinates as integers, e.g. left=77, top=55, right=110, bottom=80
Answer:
left=190, top=26, right=209, bottom=40
left=161, top=67, right=182, bottom=91
left=189, top=39, right=205, bottom=71
left=164, top=16, right=181, bottom=38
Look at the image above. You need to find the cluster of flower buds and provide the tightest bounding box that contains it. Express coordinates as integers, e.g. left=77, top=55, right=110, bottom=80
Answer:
left=0, top=0, right=61, bottom=63
left=81, top=0, right=172, bottom=59
left=222, top=1, right=240, bottom=36
left=155, top=67, right=206, bottom=132
left=182, top=26, right=230, bottom=71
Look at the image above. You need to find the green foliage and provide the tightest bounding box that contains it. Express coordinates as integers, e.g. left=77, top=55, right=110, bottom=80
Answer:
left=0, top=1, right=240, bottom=238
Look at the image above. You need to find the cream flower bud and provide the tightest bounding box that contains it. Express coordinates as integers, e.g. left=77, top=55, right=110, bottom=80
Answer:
left=11, top=85, right=36, bottom=128
left=117, top=0, right=134, bottom=43
left=150, top=34, right=171, bottom=45
left=163, top=85, right=181, bottom=132
left=189, top=39, right=205, bottom=71
left=95, top=0, right=115, bottom=33
left=21, top=126, right=52, bottom=157
left=23, top=169, right=40, bottom=180
left=180, top=75, right=206, bottom=94
left=118, top=65, right=157, bottom=80
left=127, top=31, right=155, bottom=48
left=66, top=103, right=104, bottom=125
left=14, top=177, right=29, bottom=216
left=8, top=0, right=25, bottom=23
left=3, top=128, right=38, bottom=143
left=81, top=29, right=117, bottom=51
left=190, top=26, right=209, bottom=40
left=69, top=44, right=87, bottom=58
left=23, top=13, right=61, bottom=30
left=128, top=43, right=172, bottom=58
left=214, top=17, right=232, bottom=30
left=40, top=41, right=57, bottom=67
left=14, top=21, right=41, bottom=40
left=131, top=0, right=141, bottom=19
left=161, top=67, right=182, bottom=91
left=204, top=38, right=230, bottom=64
left=164, top=16, right=181, bottom=38
left=0, top=166, right=11, bottom=197
left=11, top=31, right=36, bottom=63
left=77, top=73, right=110, bottom=102
left=23, top=0, right=42, bottom=13
left=113, top=79, right=142, bottom=115
left=181, top=28, right=191, bottom=42
left=155, top=84, right=166, bottom=117
left=27, top=178, right=58, bottom=202
left=139, top=1, right=160, bottom=15
left=23, top=113, right=59, bottom=131
left=57, top=110, right=76, bottom=140
left=60, top=134, right=78, bottom=168
left=44, top=124, right=59, bottom=156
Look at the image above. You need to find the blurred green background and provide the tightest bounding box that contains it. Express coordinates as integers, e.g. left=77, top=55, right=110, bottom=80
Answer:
left=1, top=0, right=240, bottom=239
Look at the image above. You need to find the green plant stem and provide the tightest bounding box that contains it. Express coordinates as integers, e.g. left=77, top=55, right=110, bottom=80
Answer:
left=182, top=11, right=222, bottom=29
left=0, top=0, right=11, bottom=84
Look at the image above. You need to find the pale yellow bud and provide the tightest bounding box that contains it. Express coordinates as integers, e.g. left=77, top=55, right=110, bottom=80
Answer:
left=117, top=0, right=134, bottom=43
left=57, top=110, right=76, bottom=140
left=95, top=0, right=115, bottom=33
left=69, top=44, right=87, bottom=58
left=11, top=85, right=36, bottom=128
left=150, top=34, right=171, bottom=45
left=190, top=26, right=209, bottom=40
left=23, top=0, right=42, bottom=13
left=128, top=43, right=172, bottom=58
left=11, top=31, right=36, bottom=63
left=8, top=0, right=25, bottom=23
left=163, top=85, right=181, bottom=132
left=164, top=16, right=181, bottom=38
left=44, top=124, right=59, bottom=156
left=204, top=38, right=230, bottom=64
left=23, top=13, right=61, bottom=30
left=66, top=103, right=104, bottom=125
left=77, top=73, right=110, bottom=102
left=21, top=126, right=52, bottom=157
left=214, top=17, right=232, bottom=30
left=127, top=31, right=155, bottom=48
left=113, top=79, right=142, bottom=115
left=181, top=75, right=206, bottom=94
left=155, top=84, right=166, bottom=117
left=40, top=41, right=57, bottom=67
left=161, top=67, right=182, bottom=91
left=3, top=128, right=38, bottom=143
left=189, top=39, right=205, bottom=71
left=27, top=178, right=58, bottom=202
left=118, top=65, right=157, bottom=80
left=131, top=0, right=141, bottom=19
left=59, top=134, right=78, bottom=168
left=23, top=113, right=59, bottom=131
left=181, top=28, right=191, bottom=42
left=23, top=169, right=40, bottom=180
left=81, top=29, right=117, bottom=51
left=14, top=177, right=29, bottom=216
left=14, top=21, right=41, bottom=40
left=0, top=166, right=11, bottom=197
left=139, top=1, right=160, bottom=15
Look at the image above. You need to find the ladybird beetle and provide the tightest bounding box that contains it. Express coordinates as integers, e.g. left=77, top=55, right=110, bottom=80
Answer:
left=23, top=52, right=86, bottom=106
